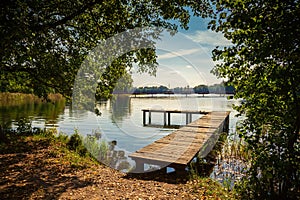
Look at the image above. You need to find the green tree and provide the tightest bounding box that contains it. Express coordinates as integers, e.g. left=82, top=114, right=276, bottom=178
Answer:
left=0, top=0, right=213, bottom=99
left=210, top=0, right=300, bottom=199
left=193, top=84, right=209, bottom=94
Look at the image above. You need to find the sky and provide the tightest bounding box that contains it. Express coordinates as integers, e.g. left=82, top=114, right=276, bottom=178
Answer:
left=131, top=16, right=231, bottom=88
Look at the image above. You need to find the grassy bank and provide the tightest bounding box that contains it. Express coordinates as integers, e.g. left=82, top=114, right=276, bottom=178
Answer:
left=0, top=129, right=98, bottom=169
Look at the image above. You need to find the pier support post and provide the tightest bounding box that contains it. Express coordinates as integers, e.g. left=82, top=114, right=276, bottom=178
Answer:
left=143, top=110, right=146, bottom=126
left=148, top=111, right=151, bottom=125
left=168, top=112, right=171, bottom=126
left=164, top=112, right=167, bottom=126
left=186, top=113, right=189, bottom=125
left=134, top=159, right=144, bottom=172
left=174, top=165, right=187, bottom=175
left=223, top=114, right=229, bottom=133
left=186, top=113, right=193, bottom=124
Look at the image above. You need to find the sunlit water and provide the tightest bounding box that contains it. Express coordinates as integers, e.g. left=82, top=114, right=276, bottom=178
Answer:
left=57, top=95, right=240, bottom=152
left=1, top=94, right=245, bottom=181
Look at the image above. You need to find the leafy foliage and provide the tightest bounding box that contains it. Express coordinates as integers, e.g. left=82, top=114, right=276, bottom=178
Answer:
left=210, top=0, right=300, bottom=199
left=66, top=131, right=88, bottom=157
left=0, top=0, right=213, bottom=99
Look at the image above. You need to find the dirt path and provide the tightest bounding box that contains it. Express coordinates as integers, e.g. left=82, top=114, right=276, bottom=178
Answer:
left=0, top=136, right=231, bottom=200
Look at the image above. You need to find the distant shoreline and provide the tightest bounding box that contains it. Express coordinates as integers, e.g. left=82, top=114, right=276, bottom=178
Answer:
left=112, top=93, right=234, bottom=98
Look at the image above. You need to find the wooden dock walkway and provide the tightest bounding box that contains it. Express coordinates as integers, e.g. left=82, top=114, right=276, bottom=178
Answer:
left=129, top=111, right=230, bottom=173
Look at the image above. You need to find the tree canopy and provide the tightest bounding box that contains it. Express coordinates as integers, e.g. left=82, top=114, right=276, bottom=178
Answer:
left=210, top=0, right=300, bottom=198
left=0, top=0, right=213, bottom=99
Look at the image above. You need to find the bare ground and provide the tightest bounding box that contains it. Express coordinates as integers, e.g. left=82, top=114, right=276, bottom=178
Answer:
left=0, top=135, right=231, bottom=200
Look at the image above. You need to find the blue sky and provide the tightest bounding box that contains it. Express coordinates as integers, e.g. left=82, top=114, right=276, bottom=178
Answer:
left=132, top=16, right=231, bottom=88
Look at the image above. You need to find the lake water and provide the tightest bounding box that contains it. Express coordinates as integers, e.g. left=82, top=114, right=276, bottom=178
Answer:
left=1, top=94, right=243, bottom=174
left=61, top=95, right=239, bottom=152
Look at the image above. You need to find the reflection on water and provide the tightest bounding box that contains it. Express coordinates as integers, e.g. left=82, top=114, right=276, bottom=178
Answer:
left=111, top=95, right=131, bottom=122
left=104, top=140, right=131, bottom=171
left=84, top=131, right=132, bottom=172
left=0, top=98, right=66, bottom=129
left=1, top=94, right=243, bottom=174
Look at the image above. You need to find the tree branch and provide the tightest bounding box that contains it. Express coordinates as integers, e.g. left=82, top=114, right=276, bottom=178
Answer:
left=34, top=0, right=101, bottom=31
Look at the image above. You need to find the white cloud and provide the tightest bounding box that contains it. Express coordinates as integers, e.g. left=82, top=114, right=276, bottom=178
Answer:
left=187, top=30, right=231, bottom=47
left=157, top=48, right=200, bottom=60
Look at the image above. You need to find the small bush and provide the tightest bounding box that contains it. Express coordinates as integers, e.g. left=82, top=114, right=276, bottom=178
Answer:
left=56, top=133, right=69, bottom=143
left=66, top=131, right=87, bottom=157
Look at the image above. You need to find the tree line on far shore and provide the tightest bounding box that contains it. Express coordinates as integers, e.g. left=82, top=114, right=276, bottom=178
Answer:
left=113, top=83, right=235, bottom=95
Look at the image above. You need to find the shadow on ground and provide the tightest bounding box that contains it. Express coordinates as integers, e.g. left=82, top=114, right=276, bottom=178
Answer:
left=123, top=160, right=216, bottom=185
left=0, top=136, right=94, bottom=200
left=124, top=168, right=190, bottom=184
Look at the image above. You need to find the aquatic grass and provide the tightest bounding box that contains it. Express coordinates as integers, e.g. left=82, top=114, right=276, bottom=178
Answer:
left=84, top=135, right=101, bottom=158
left=47, top=93, right=64, bottom=102
left=187, top=130, right=250, bottom=198
left=98, top=140, right=109, bottom=164
left=0, top=93, right=40, bottom=106
left=212, top=134, right=250, bottom=190
left=187, top=131, right=238, bottom=198
left=188, top=131, right=229, bottom=177
left=0, top=92, right=65, bottom=107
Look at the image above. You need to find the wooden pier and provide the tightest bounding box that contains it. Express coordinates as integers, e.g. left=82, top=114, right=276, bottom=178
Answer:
left=129, top=111, right=230, bottom=173
left=142, top=109, right=210, bottom=127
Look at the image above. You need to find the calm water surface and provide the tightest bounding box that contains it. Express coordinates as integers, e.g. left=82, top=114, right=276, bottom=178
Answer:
left=1, top=94, right=243, bottom=174
left=61, top=95, right=240, bottom=152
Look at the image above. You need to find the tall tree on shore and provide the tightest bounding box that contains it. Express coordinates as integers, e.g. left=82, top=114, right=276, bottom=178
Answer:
left=0, top=0, right=213, bottom=99
left=210, top=0, right=300, bottom=198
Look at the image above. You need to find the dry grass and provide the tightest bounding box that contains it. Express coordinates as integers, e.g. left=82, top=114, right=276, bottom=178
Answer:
left=0, top=93, right=64, bottom=106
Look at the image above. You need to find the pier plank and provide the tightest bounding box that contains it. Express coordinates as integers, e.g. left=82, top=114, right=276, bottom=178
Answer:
left=129, top=111, right=230, bottom=172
